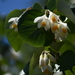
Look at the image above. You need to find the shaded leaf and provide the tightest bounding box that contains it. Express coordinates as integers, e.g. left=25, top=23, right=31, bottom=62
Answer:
left=18, top=9, right=54, bottom=47
left=58, top=50, right=75, bottom=71
left=59, top=41, right=75, bottom=55
left=67, top=20, right=75, bottom=34
left=67, top=34, right=75, bottom=47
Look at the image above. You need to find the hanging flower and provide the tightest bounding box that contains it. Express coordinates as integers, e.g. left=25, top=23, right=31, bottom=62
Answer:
left=49, top=11, right=69, bottom=41
left=50, top=11, right=60, bottom=23
left=53, top=64, right=63, bottom=75
left=34, top=10, right=51, bottom=31
left=8, top=7, right=32, bottom=31
left=8, top=17, right=19, bottom=31
left=39, top=50, right=56, bottom=75
left=54, top=21, right=69, bottom=41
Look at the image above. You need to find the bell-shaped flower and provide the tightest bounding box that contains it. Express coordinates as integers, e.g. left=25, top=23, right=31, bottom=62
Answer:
left=39, top=51, right=56, bottom=75
left=53, top=64, right=63, bottom=75
left=54, top=21, right=69, bottom=41
left=50, top=11, right=60, bottom=23
left=49, top=10, right=69, bottom=41
left=8, top=17, right=19, bottom=31
left=8, top=7, right=32, bottom=31
left=34, top=10, right=51, bottom=31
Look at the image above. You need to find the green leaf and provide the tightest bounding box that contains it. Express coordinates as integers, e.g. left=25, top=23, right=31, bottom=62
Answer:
left=24, top=47, right=43, bottom=75
left=58, top=50, right=75, bottom=71
left=56, top=0, right=75, bottom=24
left=5, top=9, right=25, bottom=51
left=72, top=66, right=75, bottom=74
left=47, top=0, right=56, bottom=10
left=59, top=41, right=75, bottom=54
left=33, top=3, right=42, bottom=10
left=67, top=34, right=75, bottom=47
left=18, top=9, right=54, bottom=47
left=50, top=42, right=64, bottom=52
left=65, top=70, right=73, bottom=75
left=67, top=20, right=75, bottom=34
left=29, top=53, right=38, bottom=75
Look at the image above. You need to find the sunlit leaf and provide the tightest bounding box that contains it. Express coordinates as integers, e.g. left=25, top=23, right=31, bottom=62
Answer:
left=18, top=9, right=54, bottom=47
left=5, top=9, right=25, bottom=51
left=72, top=66, right=75, bottom=74
left=65, top=70, right=73, bottom=75
left=56, top=0, right=75, bottom=24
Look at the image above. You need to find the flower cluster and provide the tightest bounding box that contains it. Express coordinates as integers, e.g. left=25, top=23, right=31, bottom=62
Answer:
left=39, top=50, right=63, bottom=75
left=34, top=10, right=69, bottom=41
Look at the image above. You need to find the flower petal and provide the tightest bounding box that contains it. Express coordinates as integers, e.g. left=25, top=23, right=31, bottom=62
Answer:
left=39, top=54, right=44, bottom=67
left=37, top=22, right=42, bottom=28
left=34, top=15, right=45, bottom=23
left=34, top=17, right=43, bottom=23
left=8, top=17, right=18, bottom=22
left=53, top=72, right=63, bottom=75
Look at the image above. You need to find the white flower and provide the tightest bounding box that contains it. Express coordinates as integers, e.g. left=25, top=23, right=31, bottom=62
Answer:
left=8, top=7, right=32, bottom=31
left=53, top=72, right=63, bottom=75
left=8, top=17, right=19, bottom=31
left=34, top=10, right=51, bottom=31
left=39, top=50, right=56, bottom=75
left=49, top=11, right=69, bottom=41
left=50, top=11, right=60, bottom=23
left=54, top=21, right=69, bottom=41
left=53, top=64, right=63, bottom=75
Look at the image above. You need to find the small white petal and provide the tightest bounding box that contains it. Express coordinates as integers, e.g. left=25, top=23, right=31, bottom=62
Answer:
left=37, top=22, right=42, bottom=28
left=58, top=22, right=67, bottom=27
left=39, top=54, right=44, bottom=67
left=44, top=26, right=48, bottom=31
left=64, top=17, right=68, bottom=22
left=41, top=65, right=52, bottom=73
left=53, top=72, right=63, bottom=75
left=8, top=17, right=18, bottom=22
left=44, top=53, right=49, bottom=65
left=34, top=16, right=43, bottom=23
